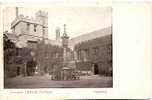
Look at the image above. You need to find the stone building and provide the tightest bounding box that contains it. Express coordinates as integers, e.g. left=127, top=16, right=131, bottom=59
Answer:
left=72, top=27, right=112, bottom=76
left=4, top=8, right=112, bottom=77
left=11, top=9, right=48, bottom=48
left=74, top=32, right=112, bottom=76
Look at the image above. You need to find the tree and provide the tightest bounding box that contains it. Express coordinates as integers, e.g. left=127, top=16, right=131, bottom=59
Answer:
left=4, top=36, right=17, bottom=65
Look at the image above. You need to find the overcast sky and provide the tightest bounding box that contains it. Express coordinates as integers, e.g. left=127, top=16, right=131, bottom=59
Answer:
left=3, top=6, right=112, bottom=40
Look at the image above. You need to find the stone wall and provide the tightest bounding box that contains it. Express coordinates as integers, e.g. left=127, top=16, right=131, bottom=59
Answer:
left=74, top=34, right=112, bottom=76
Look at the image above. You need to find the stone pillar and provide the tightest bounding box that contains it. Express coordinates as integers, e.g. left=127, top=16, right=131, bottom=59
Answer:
left=63, top=48, right=67, bottom=62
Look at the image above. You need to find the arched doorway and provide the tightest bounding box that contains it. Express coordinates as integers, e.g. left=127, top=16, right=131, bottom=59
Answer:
left=26, top=58, right=37, bottom=76
left=92, top=63, right=99, bottom=75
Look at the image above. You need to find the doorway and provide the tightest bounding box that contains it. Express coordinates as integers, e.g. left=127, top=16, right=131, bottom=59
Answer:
left=94, top=63, right=99, bottom=74
left=17, top=66, right=20, bottom=76
left=92, top=63, right=99, bottom=75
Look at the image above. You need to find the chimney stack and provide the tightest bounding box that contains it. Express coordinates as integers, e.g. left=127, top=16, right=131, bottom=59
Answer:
left=63, top=24, right=66, bottom=35
left=16, top=7, right=18, bottom=18
left=56, top=27, right=60, bottom=41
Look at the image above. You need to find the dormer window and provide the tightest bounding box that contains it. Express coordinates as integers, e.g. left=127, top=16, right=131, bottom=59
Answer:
left=34, top=24, right=37, bottom=32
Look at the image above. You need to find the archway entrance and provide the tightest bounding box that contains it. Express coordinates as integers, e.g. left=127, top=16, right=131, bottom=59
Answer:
left=92, top=63, right=99, bottom=75
left=26, top=59, right=37, bottom=76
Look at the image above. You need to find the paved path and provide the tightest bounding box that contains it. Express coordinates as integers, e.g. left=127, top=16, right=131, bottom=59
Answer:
left=4, top=75, right=112, bottom=88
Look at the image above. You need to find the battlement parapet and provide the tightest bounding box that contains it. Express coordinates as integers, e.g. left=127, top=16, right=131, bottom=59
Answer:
left=11, top=10, right=48, bottom=29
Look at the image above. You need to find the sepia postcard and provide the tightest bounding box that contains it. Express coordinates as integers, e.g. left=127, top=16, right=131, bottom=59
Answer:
left=3, top=4, right=112, bottom=89
left=0, top=1, right=152, bottom=100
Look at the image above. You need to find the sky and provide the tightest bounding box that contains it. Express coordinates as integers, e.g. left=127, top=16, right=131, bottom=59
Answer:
left=3, top=5, right=112, bottom=40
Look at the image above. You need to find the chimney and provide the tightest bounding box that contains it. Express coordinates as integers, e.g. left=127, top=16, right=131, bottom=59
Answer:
left=16, top=7, right=18, bottom=18
left=56, top=27, right=60, bottom=41
left=63, top=24, right=66, bottom=35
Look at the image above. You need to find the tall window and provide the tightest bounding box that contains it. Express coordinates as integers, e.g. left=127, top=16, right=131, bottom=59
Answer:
left=78, top=50, right=81, bottom=60
left=93, top=47, right=99, bottom=56
left=84, top=49, right=89, bottom=60
left=34, top=24, right=37, bottom=32
left=107, top=44, right=112, bottom=57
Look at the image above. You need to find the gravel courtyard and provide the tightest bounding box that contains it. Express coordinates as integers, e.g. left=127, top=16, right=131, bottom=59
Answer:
left=4, top=75, right=112, bottom=88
